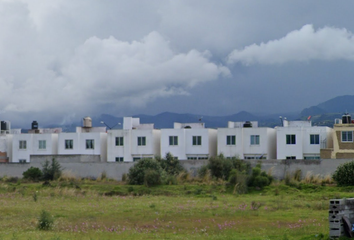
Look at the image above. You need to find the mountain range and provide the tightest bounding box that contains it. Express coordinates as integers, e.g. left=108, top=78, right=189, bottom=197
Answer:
left=25, top=95, right=354, bottom=132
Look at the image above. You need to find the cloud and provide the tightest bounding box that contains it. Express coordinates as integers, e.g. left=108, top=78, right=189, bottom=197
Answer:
left=228, top=24, right=354, bottom=65
left=0, top=0, right=229, bottom=125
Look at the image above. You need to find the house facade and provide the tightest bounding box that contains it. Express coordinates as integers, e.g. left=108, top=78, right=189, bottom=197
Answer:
left=277, top=119, right=333, bottom=159
left=320, top=115, right=354, bottom=159
left=217, top=121, right=276, bottom=159
left=107, top=117, right=160, bottom=162
left=57, top=118, right=107, bottom=162
left=160, top=122, right=217, bottom=160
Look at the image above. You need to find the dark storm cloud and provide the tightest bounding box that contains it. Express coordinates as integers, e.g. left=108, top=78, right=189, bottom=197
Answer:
left=1, top=1, right=354, bottom=124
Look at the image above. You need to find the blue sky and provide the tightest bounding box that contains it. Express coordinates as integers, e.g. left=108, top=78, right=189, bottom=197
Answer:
left=1, top=1, right=354, bottom=125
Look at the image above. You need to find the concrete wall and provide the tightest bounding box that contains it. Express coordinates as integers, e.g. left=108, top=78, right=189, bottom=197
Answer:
left=0, top=157, right=352, bottom=181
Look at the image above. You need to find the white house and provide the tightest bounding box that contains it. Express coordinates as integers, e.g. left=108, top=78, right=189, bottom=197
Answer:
left=12, top=132, right=59, bottom=163
left=160, top=122, right=217, bottom=160
left=107, top=117, right=160, bottom=162
left=57, top=117, right=107, bottom=162
left=217, top=121, right=276, bottom=159
left=276, top=119, right=333, bottom=159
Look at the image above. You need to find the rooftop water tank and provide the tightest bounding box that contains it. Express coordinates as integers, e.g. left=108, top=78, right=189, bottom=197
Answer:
left=243, top=121, right=252, bottom=128
left=83, top=117, right=92, bottom=128
left=342, top=114, right=351, bottom=124
left=31, top=121, right=38, bottom=130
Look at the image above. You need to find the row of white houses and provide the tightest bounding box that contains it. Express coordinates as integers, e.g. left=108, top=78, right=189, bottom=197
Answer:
left=0, top=116, right=334, bottom=163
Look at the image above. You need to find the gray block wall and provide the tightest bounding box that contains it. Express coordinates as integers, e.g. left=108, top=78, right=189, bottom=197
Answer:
left=0, top=156, right=351, bottom=181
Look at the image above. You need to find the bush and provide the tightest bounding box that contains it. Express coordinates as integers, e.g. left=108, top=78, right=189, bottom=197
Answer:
left=160, top=153, right=184, bottom=175
left=37, top=210, right=54, bottom=230
left=23, top=167, right=43, bottom=181
left=248, top=164, right=272, bottom=189
left=208, top=155, right=233, bottom=180
left=229, top=169, right=248, bottom=194
left=42, top=158, right=62, bottom=181
left=128, top=158, right=163, bottom=185
left=333, top=161, right=354, bottom=186
left=144, top=169, right=161, bottom=187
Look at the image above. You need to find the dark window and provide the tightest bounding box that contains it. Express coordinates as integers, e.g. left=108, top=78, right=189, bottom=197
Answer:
left=192, top=136, right=202, bottom=146
left=310, top=134, right=319, bottom=144
left=169, top=136, right=178, bottom=146
left=286, top=135, right=296, bottom=144
left=115, top=137, right=123, bottom=146
left=226, top=135, right=236, bottom=145
left=137, top=137, right=146, bottom=146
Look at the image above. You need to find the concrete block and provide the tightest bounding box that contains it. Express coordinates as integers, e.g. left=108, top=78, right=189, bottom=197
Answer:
left=329, top=226, right=344, bottom=237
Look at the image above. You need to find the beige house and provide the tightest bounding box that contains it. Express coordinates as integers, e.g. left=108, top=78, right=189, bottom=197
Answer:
left=321, top=115, right=354, bottom=159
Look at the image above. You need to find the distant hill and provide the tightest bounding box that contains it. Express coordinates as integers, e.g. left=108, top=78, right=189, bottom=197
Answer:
left=301, top=95, right=354, bottom=117
left=52, top=111, right=286, bottom=131
left=39, top=95, right=354, bottom=131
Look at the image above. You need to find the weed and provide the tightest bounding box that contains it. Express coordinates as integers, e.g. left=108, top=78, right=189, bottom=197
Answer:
left=33, top=192, right=38, bottom=202
left=37, top=210, right=54, bottom=230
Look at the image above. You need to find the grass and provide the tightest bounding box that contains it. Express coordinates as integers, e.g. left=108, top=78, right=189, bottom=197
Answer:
left=0, top=179, right=349, bottom=239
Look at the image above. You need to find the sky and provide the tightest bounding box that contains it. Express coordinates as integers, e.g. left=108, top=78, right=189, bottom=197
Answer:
left=1, top=0, right=354, bottom=126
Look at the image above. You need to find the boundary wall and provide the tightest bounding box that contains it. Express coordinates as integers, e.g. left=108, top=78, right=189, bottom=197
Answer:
left=0, top=156, right=351, bottom=181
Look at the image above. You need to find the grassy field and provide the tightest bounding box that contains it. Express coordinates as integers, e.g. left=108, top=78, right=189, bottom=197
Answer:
left=0, top=179, right=350, bottom=240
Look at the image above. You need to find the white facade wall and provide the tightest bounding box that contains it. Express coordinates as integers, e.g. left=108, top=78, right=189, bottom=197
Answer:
left=11, top=133, right=58, bottom=162
left=276, top=125, right=332, bottom=159
left=58, top=132, right=107, bottom=161
left=160, top=126, right=217, bottom=160
left=217, top=126, right=276, bottom=159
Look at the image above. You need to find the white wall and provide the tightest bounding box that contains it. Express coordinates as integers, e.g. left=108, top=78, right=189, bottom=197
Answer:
left=107, top=129, right=160, bottom=162
left=217, top=127, right=276, bottom=159
left=276, top=126, right=331, bottom=159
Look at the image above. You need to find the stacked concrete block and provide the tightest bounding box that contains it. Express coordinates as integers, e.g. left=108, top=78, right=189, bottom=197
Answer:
left=329, top=198, right=354, bottom=238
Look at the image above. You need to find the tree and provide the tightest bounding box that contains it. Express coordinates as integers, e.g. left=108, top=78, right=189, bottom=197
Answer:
left=42, top=158, right=62, bottom=181
left=128, top=158, right=163, bottom=185
left=160, top=153, right=184, bottom=175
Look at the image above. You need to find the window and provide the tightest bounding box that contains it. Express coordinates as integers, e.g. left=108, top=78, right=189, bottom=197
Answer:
left=65, top=139, right=73, bottom=149
left=250, top=135, right=260, bottom=145
left=86, top=139, right=94, bottom=149
left=137, top=137, right=146, bottom=146
left=286, top=134, right=296, bottom=144
left=286, top=156, right=296, bottom=159
left=310, top=134, right=320, bottom=145
left=187, top=157, right=198, bottom=160
left=115, top=157, right=124, bottom=162
left=115, top=137, right=123, bottom=146
left=342, top=131, right=353, bottom=142
left=133, top=157, right=141, bottom=162
left=304, top=156, right=320, bottom=160
left=19, top=159, right=26, bottom=163
left=38, top=140, right=46, bottom=150
left=19, top=140, right=26, bottom=149
left=192, top=136, right=202, bottom=146
left=226, top=135, right=236, bottom=145
left=169, top=136, right=178, bottom=146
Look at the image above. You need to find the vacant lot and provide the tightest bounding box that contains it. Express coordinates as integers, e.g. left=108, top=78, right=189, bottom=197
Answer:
left=0, top=180, right=347, bottom=239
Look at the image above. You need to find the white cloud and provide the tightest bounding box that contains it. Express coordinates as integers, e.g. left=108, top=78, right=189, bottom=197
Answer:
left=228, top=24, right=354, bottom=65
left=0, top=0, right=230, bottom=124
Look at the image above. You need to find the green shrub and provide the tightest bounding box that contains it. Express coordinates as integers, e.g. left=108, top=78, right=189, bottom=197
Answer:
left=128, top=158, right=163, bottom=185
left=248, top=164, right=272, bottom=189
left=198, top=165, right=209, bottom=178
left=160, top=153, right=184, bottom=175
left=23, top=167, right=43, bottom=181
left=37, top=210, right=54, bottom=230
left=144, top=169, right=161, bottom=187
left=42, top=158, right=62, bottom=181
left=333, top=161, right=354, bottom=186
left=208, top=155, right=233, bottom=180
left=229, top=169, right=248, bottom=194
